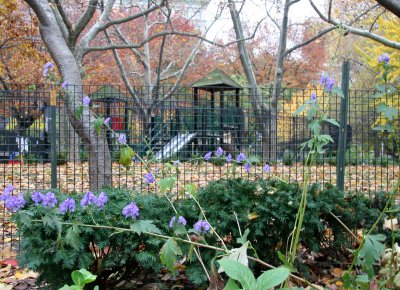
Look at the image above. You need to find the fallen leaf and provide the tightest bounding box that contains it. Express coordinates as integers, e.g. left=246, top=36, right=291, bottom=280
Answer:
left=332, top=267, right=344, bottom=278
left=2, top=259, right=17, bottom=267
left=0, top=283, right=13, bottom=290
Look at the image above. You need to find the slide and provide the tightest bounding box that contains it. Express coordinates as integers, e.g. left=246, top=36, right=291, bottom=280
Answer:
left=154, top=132, right=197, bottom=161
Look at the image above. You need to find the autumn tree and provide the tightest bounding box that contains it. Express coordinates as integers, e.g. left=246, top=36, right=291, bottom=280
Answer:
left=0, top=0, right=47, bottom=85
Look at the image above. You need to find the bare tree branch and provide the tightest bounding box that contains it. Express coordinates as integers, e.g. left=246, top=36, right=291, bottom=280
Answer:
left=53, top=0, right=72, bottom=32
left=309, top=0, right=400, bottom=50
left=99, top=0, right=166, bottom=31
left=72, top=0, right=99, bottom=43
left=284, top=26, right=336, bottom=57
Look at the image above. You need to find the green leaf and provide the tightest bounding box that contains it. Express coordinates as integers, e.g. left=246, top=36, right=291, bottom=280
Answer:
left=357, top=234, right=385, bottom=266
left=75, top=106, right=83, bottom=119
left=15, top=210, right=33, bottom=227
left=309, top=120, right=321, bottom=135
left=246, top=155, right=260, bottom=164
left=293, top=104, right=307, bottom=116
left=42, top=214, right=62, bottom=233
left=377, top=104, right=398, bottom=121
left=219, top=242, right=249, bottom=274
left=160, top=238, right=182, bottom=273
left=237, top=228, right=250, bottom=245
left=158, top=177, right=175, bottom=194
left=324, top=118, right=340, bottom=127
left=131, top=220, right=161, bottom=235
left=78, top=269, right=97, bottom=284
left=65, top=226, right=81, bottom=250
left=186, top=183, right=197, bottom=197
left=93, top=117, right=104, bottom=135
left=256, top=267, right=290, bottom=290
left=71, top=270, right=85, bottom=287
left=224, top=278, right=240, bottom=290
left=277, top=251, right=296, bottom=272
left=217, top=259, right=256, bottom=290
left=372, top=124, right=394, bottom=132
left=355, top=274, right=369, bottom=283
left=332, top=86, right=344, bottom=98
left=119, top=146, right=134, bottom=170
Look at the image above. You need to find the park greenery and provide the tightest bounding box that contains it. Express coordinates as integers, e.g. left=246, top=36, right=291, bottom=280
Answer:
left=0, top=0, right=400, bottom=289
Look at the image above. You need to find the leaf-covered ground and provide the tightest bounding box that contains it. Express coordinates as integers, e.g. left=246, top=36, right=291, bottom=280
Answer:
left=0, top=161, right=398, bottom=194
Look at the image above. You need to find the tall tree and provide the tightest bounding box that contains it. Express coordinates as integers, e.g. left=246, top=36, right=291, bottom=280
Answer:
left=23, top=0, right=169, bottom=190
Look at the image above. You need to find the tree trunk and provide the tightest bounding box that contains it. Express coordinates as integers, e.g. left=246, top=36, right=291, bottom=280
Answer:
left=25, top=0, right=112, bottom=191
left=228, top=0, right=271, bottom=160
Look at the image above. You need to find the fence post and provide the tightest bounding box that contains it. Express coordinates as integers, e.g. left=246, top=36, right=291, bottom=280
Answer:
left=337, top=61, right=350, bottom=191
left=50, top=90, right=58, bottom=189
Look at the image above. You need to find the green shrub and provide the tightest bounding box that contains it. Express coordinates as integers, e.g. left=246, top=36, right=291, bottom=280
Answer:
left=14, top=189, right=176, bottom=289
left=13, top=180, right=393, bottom=289
left=191, top=178, right=389, bottom=266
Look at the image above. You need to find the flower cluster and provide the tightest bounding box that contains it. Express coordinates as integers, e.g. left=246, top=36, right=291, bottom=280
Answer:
left=83, top=96, right=91, bottom=107
left=169, top=216, right=211, bottom=235
left=169, top=216, right=187, bottom=228
left=122, top=202, right=140, bottom=219
left=194, top=220, right=211, bottom=234
left=144, top=172, right=156, bottom=184
left=0, top=185, right=25, bottom=212
left=378, top=53, right=390, bottom=64
left=310, top=92, right=317, bottom=103
left=43, top=62, right=55, bottom=77
left=118, top=133, right=127, bottom=145
left=80, top=191, right=108, bottom=209
left=203, top=148, right=271, bottom=174
left=59, top=198, right=76, bottom=214
left=320, top=75, right=335, bottom=92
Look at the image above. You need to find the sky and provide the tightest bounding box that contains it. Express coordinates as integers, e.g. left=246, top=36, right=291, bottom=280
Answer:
left=202, top=0, right=325, bottom=41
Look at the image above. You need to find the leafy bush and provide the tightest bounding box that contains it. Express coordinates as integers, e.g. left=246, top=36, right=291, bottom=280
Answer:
left=12, top=180, right=392, bottom=288
left=14, top=188, right=176, bottom=289
left=190, top=178, right=389, bottom=265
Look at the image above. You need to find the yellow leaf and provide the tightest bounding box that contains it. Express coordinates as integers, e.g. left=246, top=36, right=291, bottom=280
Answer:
left=247, top=212, right=258, bottom=220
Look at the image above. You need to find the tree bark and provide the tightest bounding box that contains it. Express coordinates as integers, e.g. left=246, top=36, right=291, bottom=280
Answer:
left=228, top=0, right=272, bottom=160
left=25, top=0, right=112, bottom=191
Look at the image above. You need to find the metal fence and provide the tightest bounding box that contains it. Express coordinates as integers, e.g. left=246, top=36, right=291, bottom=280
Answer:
left=0, top=82, right=398, bottom=195
left=0, top=80, right=399, bottom=258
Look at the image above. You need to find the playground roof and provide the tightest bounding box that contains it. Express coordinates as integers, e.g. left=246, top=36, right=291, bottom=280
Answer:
left=191, top=69, right=242, bottom=92
left=89, top=85, right=129, bottom=102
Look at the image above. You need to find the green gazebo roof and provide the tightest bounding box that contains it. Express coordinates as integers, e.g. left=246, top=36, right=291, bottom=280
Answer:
left=89, top=85, right=129, bottom=101
left=191, top=69, right=242, bottom=91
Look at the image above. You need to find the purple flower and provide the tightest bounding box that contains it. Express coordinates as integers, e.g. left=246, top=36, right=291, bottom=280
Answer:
left=42, top=192, right=57, bottom=208
left=194, top=220, right=211, bottom=235
left=310, top=92, right=317, bottom=103
left=118, top=133, right=127, bottom=144
left=5, top=194, right=25, bottom=212
left=169, top=216, right=187, bottom=228
left=172, top=160, right=180, bottom=166
left=319, top=75, right=328, bottom=85
left=244, top=163, right=251, bottom=173
left=226, top=154, right=232, bottom=163
left=144, top=172, right=155, bottom=184
left=104, top=117, right=110, bottom=126
left=1, top=185, right=14, bottom=201
left=96, top=192, right=108, bottom=209
left=83, top=96, right=91, bottom=107
left=31, top=191, right=44, bottom=205
left=122, top=202, right=140, bottom=219
left=216, top=147, right=224, bottom=157
left=325, top=78, right=335, bottom=92
left=61, top=81, right=68, bottom=90
left=59, top=198, right=76, bottom=214
left=378, top=53, right=390, bottom=64
left=80, top=191, right=98, bottom=207
left=204, top=151, right=212, bottom=161
left=320, top=74, right=335, bottom=92
left=43, top=62, right=55, bottom=77
left=237, top=152, right=246, bottom=163
left=263, top=163, right=271, bottom=173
